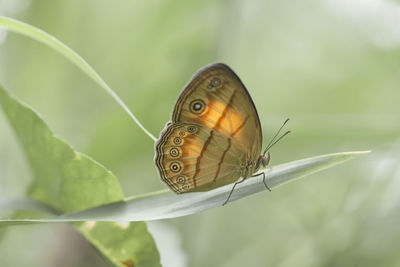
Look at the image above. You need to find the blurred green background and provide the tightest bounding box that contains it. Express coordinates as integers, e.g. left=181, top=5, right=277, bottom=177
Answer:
left=1, top=0, right=400, bottom=266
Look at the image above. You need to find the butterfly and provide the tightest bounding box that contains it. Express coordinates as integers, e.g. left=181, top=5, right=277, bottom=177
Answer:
left=154, top=63, right=289, bottom=205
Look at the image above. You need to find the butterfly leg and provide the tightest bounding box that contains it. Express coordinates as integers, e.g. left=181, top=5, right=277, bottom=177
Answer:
left=251, top=172, right=271, bottom=191
left=262, top=172, right=271, bottom=191
left=222, top=178, right=245, bottom=206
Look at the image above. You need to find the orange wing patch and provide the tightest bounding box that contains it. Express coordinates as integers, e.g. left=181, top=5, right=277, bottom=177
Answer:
left=186, top=92, right=248, bottom=139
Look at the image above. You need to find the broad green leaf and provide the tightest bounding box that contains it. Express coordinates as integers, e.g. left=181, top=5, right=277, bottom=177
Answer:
left=0, top=85, right=160, bottom=266
left=77, top=221, right=161, bottom=267
left=0, top=85, right=123, bottom=212
left=0, top=151, right=369, bottom=223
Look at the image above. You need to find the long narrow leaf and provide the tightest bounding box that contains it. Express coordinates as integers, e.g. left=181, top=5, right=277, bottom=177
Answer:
left=0, top=16, right=156, bottom=141
left=0, top=151, right=369, bottom=223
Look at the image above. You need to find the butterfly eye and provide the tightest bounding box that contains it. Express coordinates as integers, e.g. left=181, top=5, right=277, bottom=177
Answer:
left=179, top=130, right=186, bottom=137
left=173, top=137, right=183, bottom=145
left=187, top=125, right=198, bottom=134
left=169, top=161, right=182, bottom=173
left=169, top=147, right=180, bottom=158
left=189, top=99, right=206, bottom=114
left=176, top=175, right=186, bottom=184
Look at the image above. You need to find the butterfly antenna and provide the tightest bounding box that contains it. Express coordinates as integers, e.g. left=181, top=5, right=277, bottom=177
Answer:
left=263, top=118, right=291, bottom=155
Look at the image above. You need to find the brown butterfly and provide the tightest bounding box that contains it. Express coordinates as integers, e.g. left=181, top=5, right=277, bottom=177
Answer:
left=155, top=63, right=289, bottom=205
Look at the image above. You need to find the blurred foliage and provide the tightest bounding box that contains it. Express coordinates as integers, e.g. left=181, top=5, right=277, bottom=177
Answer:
left=77, top=221, right=161, bottom=267
left=0, top=85, right=123, bottom=212
left=0, top=0, right=399, bottom=266
left=0, top=84, right=160, bottom=266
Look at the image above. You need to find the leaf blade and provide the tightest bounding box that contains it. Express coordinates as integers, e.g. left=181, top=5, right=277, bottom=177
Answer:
left=77, top=221, right=161, bottom=267
left=0, top=84, right=161, bottom=265
left=0, top=15, right=156, bottom=141
left=0, top=151, right=370, bottom=223
left=0, top=85, right=124, bottom=213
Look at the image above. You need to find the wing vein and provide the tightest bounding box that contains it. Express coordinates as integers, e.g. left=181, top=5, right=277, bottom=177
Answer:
left=192, top=130, right=214, bottom=187
left=214, top=138, right=232, bottom=181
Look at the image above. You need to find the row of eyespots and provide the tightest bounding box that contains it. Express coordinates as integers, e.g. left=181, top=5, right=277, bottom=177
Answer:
left=171, top=125, right=198, bottom=150
left=169, top=161, right=191, bottom=190
left=165, top=124, right=198, bottom=191
left=168, top=124, right=199, bottom=163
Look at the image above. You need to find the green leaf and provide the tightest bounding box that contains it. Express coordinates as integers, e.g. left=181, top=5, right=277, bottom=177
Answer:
left=53, top=150, right=372, bottom=221
left=0, top=85, right=123, bottom=213
left=77, top=221, right=161, bottom=267
left=0, top=197, right=58, bottom=215
left=0, top=85, right=160, bottom=266
left=0, top=151, right=369, bottom=223
left=0, top=16, right=156, bottom=141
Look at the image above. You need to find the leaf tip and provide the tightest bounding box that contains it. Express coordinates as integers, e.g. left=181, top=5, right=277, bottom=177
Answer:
left=350, top=150, right=371, bottom=156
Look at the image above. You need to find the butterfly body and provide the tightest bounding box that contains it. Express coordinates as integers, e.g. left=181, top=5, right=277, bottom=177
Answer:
left=242, top=152, right=270, bottom=180
left=155, top=63, right=268, bottom=194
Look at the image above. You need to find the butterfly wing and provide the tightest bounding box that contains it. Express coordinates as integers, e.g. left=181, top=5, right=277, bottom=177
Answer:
left=172, top=63, right=262, bottom=157
left=155, top=122, right=243, bottom=193
left=155, top=63, right=262, bottom=193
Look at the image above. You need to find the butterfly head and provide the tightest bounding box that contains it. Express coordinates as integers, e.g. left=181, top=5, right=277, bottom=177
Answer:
left=256, top=118, right=291, bottom=173
left=240, top=152, right=271, bottom=179
left=255, top=152, right=271, bottom=172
